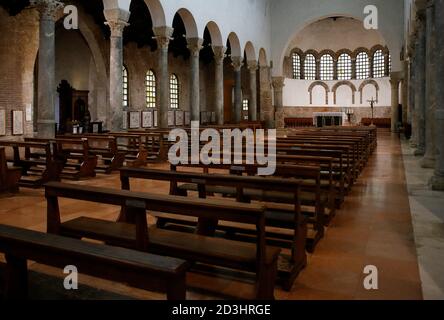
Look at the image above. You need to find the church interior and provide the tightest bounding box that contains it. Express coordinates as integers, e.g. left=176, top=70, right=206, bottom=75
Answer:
left=0, top=0, right=443, bottom=301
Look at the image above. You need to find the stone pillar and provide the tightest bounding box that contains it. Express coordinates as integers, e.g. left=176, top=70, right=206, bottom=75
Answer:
left=421, top=0, right=437, bottom=168
left=401, top=61, right=409, bottom=125
left=213, top=46, right=225, bottom=125
left=414, top=10, right=427, bottom=156
left=232, top=57, right=243, bottom=123
left=390, top=74, right=401, bottom=133
left=272, top=77, right=285, bottom=128
left=187, top=38, right=203, bottom=123
left=410, top=52, right=418, bottom=147
left=104, top=8, right=129, bottom=132
left=247, top=61, right=258, bottom=121
left=431, top=0, right=444, bottom=190
left=32, top=0, right=64, bottom=138
left=154, top=27, right=174, bottom=129
left=259, top=66, right=274, bottom=128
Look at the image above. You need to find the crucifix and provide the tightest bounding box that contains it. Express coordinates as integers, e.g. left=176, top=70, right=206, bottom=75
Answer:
left=367, top=97, right=377, bottom=125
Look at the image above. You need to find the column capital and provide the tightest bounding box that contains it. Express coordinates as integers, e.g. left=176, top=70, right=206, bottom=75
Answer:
left=104, top=8, right=130, bottom=37
left=105, top=20, right=129, bottom=37
left=31, top=0, right=64, bottom=21
left=212, top=46, right=226, bottom=65
left=231, top=57, right=243, bottom=71
left=187, top=38, right=203, bottom=57
left=272, top=77, right=285, bottom=90
left=247, top=60, right=258, bottom=72
left=153, top=26, right=174, bottom=50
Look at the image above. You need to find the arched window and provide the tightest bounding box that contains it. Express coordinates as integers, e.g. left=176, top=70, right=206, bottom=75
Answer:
left=356, top=52, right=370, bottom=80
left=145, top=70, right=156, bottom=108
left=337, top=54, right=352, bottom=80
left=320, top=54, right=334, bottom=80
left=292, top=53, right=301, bottom=79
left=304, top=54, right=316, bottom=80
left=373, top=50, right=385, bottom=78
left=169, top=74, right=179, bottom=109
left=122, top=65, right=128, bottom=108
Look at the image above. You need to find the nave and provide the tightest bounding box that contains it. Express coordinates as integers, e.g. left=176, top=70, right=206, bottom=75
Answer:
left=0, top=130, right=423, bottom=300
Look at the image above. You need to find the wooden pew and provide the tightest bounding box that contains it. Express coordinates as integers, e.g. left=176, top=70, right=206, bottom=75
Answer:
left=57, top=135, right=125, bottom=174
left=45, top=182, right=280, bottom=299
left=0, top=147, right=21, bottom=193
left=119, top=167, right=307, bottom=290
left=0, top=224, right=188, bottom=300
left=0, top=141, right=61, bottom=188
left=26, top=138, right=97, bottom=180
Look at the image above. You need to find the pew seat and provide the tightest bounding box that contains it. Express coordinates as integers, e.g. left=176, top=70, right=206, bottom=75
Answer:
left=0, top=224, right=188, bottom=300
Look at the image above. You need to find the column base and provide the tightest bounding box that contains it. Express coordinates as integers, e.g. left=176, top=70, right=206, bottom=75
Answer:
left=420, top=156, right=436, bottom=169
left=430, top=174, right=444, bottom=191
left=414, top=148, right=425, bottom=157
left=37, top=121, right=56, bottom=139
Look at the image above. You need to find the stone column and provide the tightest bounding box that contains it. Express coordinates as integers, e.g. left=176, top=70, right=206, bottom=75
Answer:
left=431, top=0, right=444, bottom=190
left=187, top=38, right=203, bottom=123
left=213, top=46, right=225, bottom=125
left=272, top=77, right=285, bottom=128
left=232, top=57, right=243, bottom=123
left=247, top=61, right=258, bottom=121
left=390, top=74, right=401, bottom=133
left=32, top=0, right=64, bottom=138
left=104, top=9, right=129, bottom=132
left=401, top=61, right=409, bottom=125
left=259, top=66, right=274, bottom=128
left=410, top=52, right=418, bottom=147
left=421, top=0, right=437, bottom=168
left=154, top=27, right=174, bottom=129
left=414, top=10, right=427, bottom=156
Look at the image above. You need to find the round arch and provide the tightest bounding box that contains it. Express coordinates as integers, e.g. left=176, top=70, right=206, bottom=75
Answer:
left=227, top=32, right=242, bottom=58
left=244, top=41, right=257, bottom=61
left=143, top=0, right=166, bottom=28
left=258, top=48, right=268, bottom=67
left=175, top=8, right=199, bottom=38
left=308, top=81, right=330, bottom=105
left=205, top=21, right=223, bottom=47
left=332, top=80, right=357, bottom=104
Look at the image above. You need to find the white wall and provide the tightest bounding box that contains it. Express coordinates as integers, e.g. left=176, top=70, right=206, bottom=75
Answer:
left=283, top=78, right=391, bottom=107
left=285, top=17, right=386, bottom=54
left=270, top=0, right=405, bottom=75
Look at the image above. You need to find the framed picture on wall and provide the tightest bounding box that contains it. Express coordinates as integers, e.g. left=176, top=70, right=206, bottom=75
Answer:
left=142, top=110, right=154, bottom=128
left=129, top=111, right=141, bottom=129
left=12, top=110, right=24, bottom=135
left=122, top=111, right=128, bottom=130
left=154, top=110, right=158, bottom=127
left=168, top=111, right=175, bottom=127
left=184, top=112, right=191, bottom=126
left=0, top=109, right=6, bottom=136
left=175, top=110, right=184, bottom=126
left=25, top=104, right=32, bottom=122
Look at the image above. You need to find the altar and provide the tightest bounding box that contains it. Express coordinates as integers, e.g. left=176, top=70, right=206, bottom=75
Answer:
left=313, top=112, right=346, bottom=127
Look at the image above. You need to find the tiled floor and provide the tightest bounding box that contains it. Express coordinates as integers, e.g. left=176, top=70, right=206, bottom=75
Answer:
left=0, top=130, right=427, bottom=299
